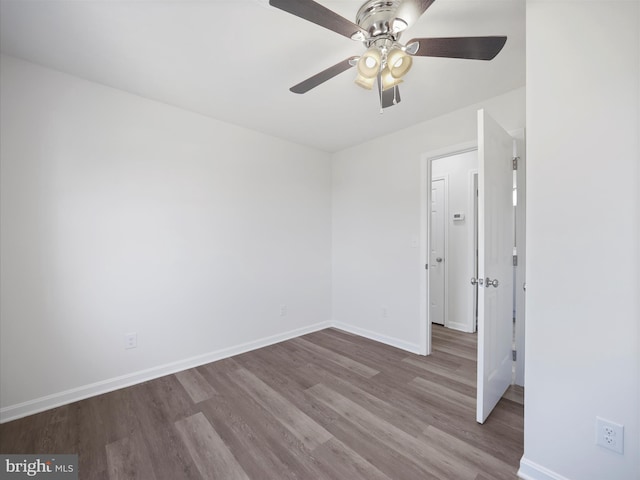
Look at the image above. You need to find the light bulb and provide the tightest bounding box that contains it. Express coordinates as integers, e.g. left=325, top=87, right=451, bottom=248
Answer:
left=380, top=67, right=403, bottom=91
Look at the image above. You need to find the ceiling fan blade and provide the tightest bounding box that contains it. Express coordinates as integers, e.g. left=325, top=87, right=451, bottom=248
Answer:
left=376, top=76, right=401, bottom=109
left=290, top=56, right=359, bottom=94
left=394, top=0, right=436, bottom=28
left=382, top=85, right=401, bottom=108
left=407, top=36, right=507, bottom=60
left=269, top=0, right=367, bottom=40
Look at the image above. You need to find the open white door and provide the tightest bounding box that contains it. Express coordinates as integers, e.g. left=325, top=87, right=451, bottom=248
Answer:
left=476, top=109, right=514, bottom=424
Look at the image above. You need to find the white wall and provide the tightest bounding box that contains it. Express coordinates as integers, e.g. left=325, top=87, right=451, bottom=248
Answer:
left=331, top=87, right=525, bottom=352
left=432, top=151, right=478, bottom=333
left=0, top=55, right=332, bottom=420
left=521, top=2, right=639, bottom=480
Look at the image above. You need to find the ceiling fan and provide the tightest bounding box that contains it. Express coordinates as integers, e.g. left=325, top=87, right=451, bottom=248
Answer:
left=269, top=0, right=507, bottom=109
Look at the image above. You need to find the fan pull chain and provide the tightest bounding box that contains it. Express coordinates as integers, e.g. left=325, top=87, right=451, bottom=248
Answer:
left=378, top=73, right=384, bottom=114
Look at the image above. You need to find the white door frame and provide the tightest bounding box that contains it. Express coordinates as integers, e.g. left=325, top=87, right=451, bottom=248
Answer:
left=513, top=134, right=526, bottom=386
left=420, top=141, right=477, bottom=355
left=429, top=175, right=449, bottom=327
left=419, top=131, right=525, bottom=363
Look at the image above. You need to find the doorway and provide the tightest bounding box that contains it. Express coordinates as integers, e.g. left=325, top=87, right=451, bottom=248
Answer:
left=419, top=116, right=526, bottom=422
left=429, top=152, right=478, bottom=333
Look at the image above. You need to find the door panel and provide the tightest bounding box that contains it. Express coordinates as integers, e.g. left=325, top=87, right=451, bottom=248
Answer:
left=476, top=109, right=514, bottom=424
left=430, top=178, right=446, bottom=326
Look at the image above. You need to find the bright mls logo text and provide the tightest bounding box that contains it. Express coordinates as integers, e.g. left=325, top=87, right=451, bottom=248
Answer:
left=1, top=455, right=78, bottom=479
left=5, top=458, right=56, bottom=476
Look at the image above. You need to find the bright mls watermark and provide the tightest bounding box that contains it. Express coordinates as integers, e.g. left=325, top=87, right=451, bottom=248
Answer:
left=1, top=455, right=78, bottom=479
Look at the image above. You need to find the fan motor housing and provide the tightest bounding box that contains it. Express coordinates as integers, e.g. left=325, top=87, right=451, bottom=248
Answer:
left=356, top=0, right=403, bottom=39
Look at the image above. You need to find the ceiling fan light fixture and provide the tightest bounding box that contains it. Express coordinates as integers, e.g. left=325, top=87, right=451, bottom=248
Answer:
left=357, top=47, right=381, bottom=79
left=387, top=48, right=412, bottom=78
left=269, top=0, right=508, bottom=109
left=355, top=74, right=376, bottom=90
left=380, top=66, right=403, bottom=91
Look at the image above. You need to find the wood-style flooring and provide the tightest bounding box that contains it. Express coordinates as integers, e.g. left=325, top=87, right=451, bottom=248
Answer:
left=1, top=325, right=524, bottom=479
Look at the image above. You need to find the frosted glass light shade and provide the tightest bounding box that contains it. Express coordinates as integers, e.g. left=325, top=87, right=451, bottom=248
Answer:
left=355, top=74, right=376, bottom=90
left=387, top=48, right=413, bottom=78
left=380, top=67, right=403, bottom=91
left=357, top=47, right=381, bottom=79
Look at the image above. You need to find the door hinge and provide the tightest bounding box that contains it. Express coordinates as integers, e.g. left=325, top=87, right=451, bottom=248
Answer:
left=513, top=254, right=518, bottom=266
left=513, top=157, right=520, bottom=170
left=425, top=264, right=428, bottom=270
left=512, top=350, right=517, bottom=361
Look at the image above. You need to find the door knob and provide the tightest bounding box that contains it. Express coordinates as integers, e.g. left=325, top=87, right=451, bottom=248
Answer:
left=436, top=257, right=443, bottom=263
left=485, top=277, right=499, bottom=288
left=470, top=277, right=478, bottom=286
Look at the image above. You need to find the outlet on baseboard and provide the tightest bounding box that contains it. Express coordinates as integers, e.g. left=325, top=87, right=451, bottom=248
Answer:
left=124, top=332, right=137, bottom=349
left=279, top=305, right=287, bottom=317
left=596, top=417, right=624, bottom=454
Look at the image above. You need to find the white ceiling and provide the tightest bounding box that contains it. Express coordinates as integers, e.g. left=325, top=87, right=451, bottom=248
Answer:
left=0, top=0, right=525, bottom=152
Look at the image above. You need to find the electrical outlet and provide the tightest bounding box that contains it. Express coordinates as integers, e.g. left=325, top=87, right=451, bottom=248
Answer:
left=124, top=332, right=137, bottom=349
left=596, top=417, right=624, bottom=454
left=381, top=306, right=388, bottom=318
left=279, top=305, right=287, bottom=317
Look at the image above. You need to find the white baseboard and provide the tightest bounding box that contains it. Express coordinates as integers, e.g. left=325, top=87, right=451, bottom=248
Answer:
left=0, top=320, right=332, bottom=424
left=444, top=321, right=474, bottom=333
left=332, top=321, right=423, bottom=355
left=518, top=457, right=571, bottom=480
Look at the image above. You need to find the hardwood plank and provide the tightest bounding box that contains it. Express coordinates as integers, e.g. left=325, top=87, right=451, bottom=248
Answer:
left=402, top=356, right=476, bottom=387
left=229, top=367, right=333, bottom=450
left=503, top=384, right=525, bottom=405
left=308, top=382, right=479, bottom=480
left=106, top=432, right=157, bottom=480
left=239, top=342, right=324, bottom=391
left=175, top=412, right=249, bottom=480
left=311, top=437, right=392, bottom=480
left=432, top=341, right=478, bottom=361
left=290, top=337, right=380, bottom=378
left=303, top=367, right=429, bottom=438
left=175, top=368, right=217, bottom=404
left=197, top=364, right=331, bottom=480
left=0, top=403, right=76, bottom=455
left=129, top=378, right=200, bottom=480
left=320, top=414, right=441, bottom=480
left=421, top=425, right=518, bottom=480
left=71, top=396, right=110, bottom=479
left=410, top=376, right=476, bottom=410
left=198, top=395, right=303, bottom=480
left=305, top=329, right=407, bottom=373
left=232, top=346, right=342, bottom=428
left=282, top=337, right=389, bottom=393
